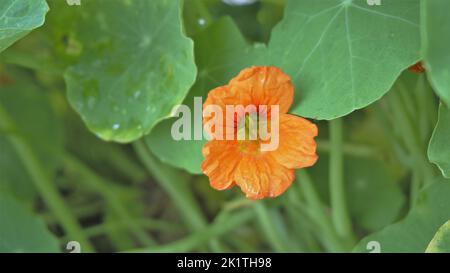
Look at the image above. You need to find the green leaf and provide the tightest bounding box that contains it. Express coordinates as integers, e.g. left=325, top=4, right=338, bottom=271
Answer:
left=353, top=178, right=450, bottom=253
left=425, top=220, right=450, bottom=253
left=145, top=119, right=206, bottom=174
left=0, top=0, right=49, bottom=53
left=422, top=0, right=450, bottom=106
left=64, top=0, right=197, bottom=142
left=428, top=103, right=450, bottom=178
left=0, top=193, right=59, bottom=252
left=145, top=17, right=265, bottom=174
left=268, top=0, right=420, bottom=119
left=0, top=69, right=63, bottom=201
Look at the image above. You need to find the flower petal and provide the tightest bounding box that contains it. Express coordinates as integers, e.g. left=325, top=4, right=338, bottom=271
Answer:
left=201, top=140, right=241, bottom=190
left=270, top=114, right=318, bottom=169
left=233, top=154, right=295, bottom=199
left=229, top=66, right=294, bottom=114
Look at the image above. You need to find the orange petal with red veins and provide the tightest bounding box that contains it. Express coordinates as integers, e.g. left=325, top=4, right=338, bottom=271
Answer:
left=233, top=154, right=295, bottom=199
left=201, top=140, right=241, bottom=190
left=229, top=66, right=294, bottom=114
left=270, top=114, right=318, bottom=169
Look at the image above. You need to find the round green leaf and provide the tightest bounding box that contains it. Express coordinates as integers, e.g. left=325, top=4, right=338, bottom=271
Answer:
left=426, top=220, right=450, bottom=253
left=268, top=0, right=420, bottom=119
left=0, top=194, right=59, bottom=252
left=353, top=178, right=450, bottom=253
left=422, top=0, right=450, bottom=106
left=0, top=0, right=49, bottom=53
left=428, top=103, right=450, bottom=178
left=145, top=118, right=206, bottom=174
left=64, top=0, right=197, bottom=142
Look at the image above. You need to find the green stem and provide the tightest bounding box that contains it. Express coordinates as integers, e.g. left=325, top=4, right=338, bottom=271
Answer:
left=316, top=140, right=378, bottom=158
left=104, top=146, right=147, bottom=183
left=390, top=85, right=435, bottom=185
left=61, top=218, right=181, bottom=241
left=133, top=140, right=205, bottom=230
left=127, top=209, right=254, bottom=253
left=0, top=106, right=94, bottom=252
left=254, top=204, right=290, bottom=252
left=297, top=170, right=346, bottom=252
left=133, top=140, right=224, bottom=252
left=329, top=119, right=353, bottom=242
left=63, top=154, right=155, bottom=246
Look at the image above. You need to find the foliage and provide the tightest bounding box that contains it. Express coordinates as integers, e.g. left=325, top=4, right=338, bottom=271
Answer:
left=0, top=0, right=449, bottom=253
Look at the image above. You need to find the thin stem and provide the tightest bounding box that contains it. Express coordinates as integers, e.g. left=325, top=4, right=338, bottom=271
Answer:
left=132, top=140, right=224, bottom=252
left=61, top=218, right=181, bottom=241
left=133, top=140, right=205, bottom=230
left=390, top=84, right=435, bottom=185
left=297, top=170, right=346, bottom=252
left=329, top=119, right=354, bottom=243
left=63, top=154, right=155, bottom=246
left=127, top=209, right=254, bottom=253
left=0, top=106, right=94, bottom=252
left=254, top=204, right=290, bottom=252
left=316, top=140, right=378, bottom=158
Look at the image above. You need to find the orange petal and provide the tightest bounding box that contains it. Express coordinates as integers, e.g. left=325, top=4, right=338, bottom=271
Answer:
left=229, top=66, right=294, bottom=114
left=203, top=86, right=245, bottom=140
left=233, top=154, right=295, bottom=200
left=270, top=114, right=318, bottom=169
left=201, top=140, right=241, bottom=190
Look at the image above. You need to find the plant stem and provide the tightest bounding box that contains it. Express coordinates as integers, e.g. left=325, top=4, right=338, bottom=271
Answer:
left=133, top=140, right=224, bottom=251
left=127, top=209, right=254, bottom=253
left=254, top=203, right=290, bottom=252
left=297, top=170, right=346, bottom=252
left=64, top=154, right=155, bottom=246
left=133, top=140, right=205, bottom=230
left=329, top=119, right=354, bottom=243
left=0, top=105, right=94, bottom=252
left=390, top=84, right=435, bottom=185
left=316, top=140, right=378, bottom=158
left=61, top=218, right=181, bottom=242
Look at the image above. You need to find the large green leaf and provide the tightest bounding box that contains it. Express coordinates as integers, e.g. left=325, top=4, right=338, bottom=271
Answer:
left=145, top=17, right=265, bottom=173
left=268, top=0, right=420, bottom=119
left=425, top=220, right=450, bottom=253
left=0, top=194, right=59, bottom=252
left=422, top=0, right=450, bottom=179
left=353, top=178, right=450, bottom=253
left=0, top=0, right=49, bottom=53
left=64, top=0, right=197, bottom=142
left=422, top=0, right=450, bottom=106
left=0, top=69, right=63, bottom=201
left=428, top=103, right=450, bottom=178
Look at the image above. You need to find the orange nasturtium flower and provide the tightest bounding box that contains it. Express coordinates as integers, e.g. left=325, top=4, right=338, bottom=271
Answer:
left=201, top=66, right=318, bottom=200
